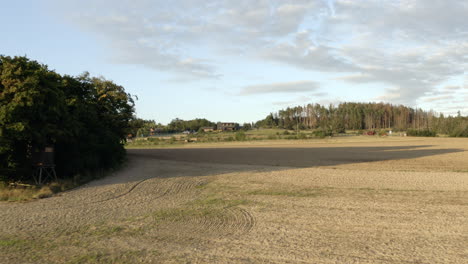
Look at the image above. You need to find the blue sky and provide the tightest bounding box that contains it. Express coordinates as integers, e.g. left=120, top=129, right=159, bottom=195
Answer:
left=2, top=0, right=467, bottom=124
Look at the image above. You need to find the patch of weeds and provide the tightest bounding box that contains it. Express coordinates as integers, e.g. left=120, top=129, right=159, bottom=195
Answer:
left=152, top=198, right=251, bottom=224
left=267, top=134, right=277, bottom=140
left=154, top=208, right=195, bottom=221
left=0, top=236, right=55, bottom=261
left=0, top=238, right=56, bottom=255
left=0, top=239, right=29, bottom=248
left=0, top=180, right=78, bottom=202
left=34, top=186, right=54, bottom=199
left=194, top=182, right=209, bottom=189
left=0, top=185, right=39, bottom=201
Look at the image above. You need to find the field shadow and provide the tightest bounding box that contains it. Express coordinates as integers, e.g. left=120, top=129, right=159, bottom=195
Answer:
left=128, top=145, right=461, bottom=168
left=67, top=144, right=465, bottom=198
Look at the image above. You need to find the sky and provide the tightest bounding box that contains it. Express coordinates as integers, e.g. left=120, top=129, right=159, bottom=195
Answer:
left=1, top=0, right=467, bottom=124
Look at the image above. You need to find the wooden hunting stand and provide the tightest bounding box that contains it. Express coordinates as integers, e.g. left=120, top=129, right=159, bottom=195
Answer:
left=32, top=146, right=57, bottom=185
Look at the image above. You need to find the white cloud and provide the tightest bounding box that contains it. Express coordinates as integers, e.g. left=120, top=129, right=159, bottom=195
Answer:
left=239, top=81, right=319, bottom=95
left=423, top=95, right=454, bottom=103
left=444, top=85, right=461, bottom=91
left=272, top=94, right=323, bottom=106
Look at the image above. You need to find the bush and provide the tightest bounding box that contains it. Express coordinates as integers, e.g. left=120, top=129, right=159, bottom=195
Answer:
left=267, top=134, right=277, bottom=140
left=378, top=130, right=388, bottom=136
left=235, top=131, right=247, bottom=141
left=448, top=122, right=468, bottom=137
left=312, top=130, right=332, bottom=138
left=406, top=129, right=437, bottom=137
left=148, top=137, right=160, bottom=143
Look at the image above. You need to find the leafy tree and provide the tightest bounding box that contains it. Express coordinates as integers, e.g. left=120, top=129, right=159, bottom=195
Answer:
left=242, top=123, right=252, bottom=131
left=167, top=118, right=215, bottom=132
left=0, top=56, right=66, bottom=180
left=0, top=56, right=135, bottom=182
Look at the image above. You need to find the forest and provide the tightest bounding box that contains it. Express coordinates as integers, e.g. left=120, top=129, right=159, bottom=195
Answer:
left=255, top=103, right=468, bottom=137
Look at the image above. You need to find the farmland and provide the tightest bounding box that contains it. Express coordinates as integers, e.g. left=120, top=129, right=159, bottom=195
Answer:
left=1, top=136, right=467, bottom=263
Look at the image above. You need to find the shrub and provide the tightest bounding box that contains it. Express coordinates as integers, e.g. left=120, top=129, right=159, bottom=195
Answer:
left=448, top=122, right=468, bottom=137
left=235, top=131, right=247, bottom=141
left=312, top=130, right=332, bottom=138
left=406, top=129, right=437, bottom=137
left=378, top=130, right=388, bottom=136
left=148, top=137, right=160, bottom=143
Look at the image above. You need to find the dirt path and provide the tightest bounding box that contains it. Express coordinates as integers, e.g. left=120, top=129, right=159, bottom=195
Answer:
left=1, top=138, right=467, bottom=263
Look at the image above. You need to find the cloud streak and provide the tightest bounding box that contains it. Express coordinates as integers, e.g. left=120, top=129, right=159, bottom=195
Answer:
left=239, top=81, right=319, bottom=95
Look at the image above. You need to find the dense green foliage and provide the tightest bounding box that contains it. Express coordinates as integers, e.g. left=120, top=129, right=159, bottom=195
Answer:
left=0, top=56, right=135, bottom=182
left=432, top=114, right=468, bottom=137
left=166, top=118, right=216, bottom=133
left=256, top=103, right=467, bottom=137
left=406, top=129, right=437, bottom=137
left=234, top=131, right=246, bottom=141
left=129, top=118, right=218, bottom=136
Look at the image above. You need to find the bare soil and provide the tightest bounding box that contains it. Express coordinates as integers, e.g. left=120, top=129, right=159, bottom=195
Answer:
left=1, top=137, right=467, bottom=263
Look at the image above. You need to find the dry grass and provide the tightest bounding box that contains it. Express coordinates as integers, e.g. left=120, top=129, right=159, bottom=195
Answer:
left=0, top=186, right=39, bottom=201
left=0, top=181, right=74, bottom=202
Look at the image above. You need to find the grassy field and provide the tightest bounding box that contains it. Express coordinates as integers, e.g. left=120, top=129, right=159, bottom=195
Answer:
left=126, top=129, right=370, bottom=148
left=1, top=136, right=467, bottom=263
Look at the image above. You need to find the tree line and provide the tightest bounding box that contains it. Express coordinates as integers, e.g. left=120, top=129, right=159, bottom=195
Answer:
left=128, top=118, right=217, bottom=136
left=255, top=102, right=468, bottom=137
left=131, top=102, right=466, bottom=139
left=0, top=56, right=135, bottom=183
left=129, top=118, right=251, bottom=136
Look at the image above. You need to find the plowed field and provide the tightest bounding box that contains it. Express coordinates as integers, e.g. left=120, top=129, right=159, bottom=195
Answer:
left=1, top=137, right=467, bottom=263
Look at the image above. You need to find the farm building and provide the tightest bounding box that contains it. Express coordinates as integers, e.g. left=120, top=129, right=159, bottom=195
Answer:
left=201, top=126, right=215, bottom=132
left=217, top=122, right=239, bottom=131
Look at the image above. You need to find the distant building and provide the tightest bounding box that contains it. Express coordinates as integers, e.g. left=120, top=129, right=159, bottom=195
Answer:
left=217, top=122, right=238, bottom=131
left=201, top=127, right=215, bottom=132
